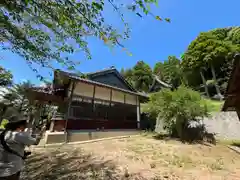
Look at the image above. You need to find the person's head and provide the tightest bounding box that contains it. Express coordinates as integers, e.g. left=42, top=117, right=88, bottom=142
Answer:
left=5, top=115, right=28, bottom=132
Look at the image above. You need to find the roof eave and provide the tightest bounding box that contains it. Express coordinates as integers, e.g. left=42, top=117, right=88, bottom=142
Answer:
left=55, top=70, right=146, bottom=97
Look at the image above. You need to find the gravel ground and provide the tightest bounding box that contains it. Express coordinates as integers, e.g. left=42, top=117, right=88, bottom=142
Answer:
left=22, top=136, right=240, bottom=180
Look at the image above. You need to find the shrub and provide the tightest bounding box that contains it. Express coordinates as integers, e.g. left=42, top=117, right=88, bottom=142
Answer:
left=0, top=119, right=9, bottom=129
left=143, top=86, right=210, bottom=141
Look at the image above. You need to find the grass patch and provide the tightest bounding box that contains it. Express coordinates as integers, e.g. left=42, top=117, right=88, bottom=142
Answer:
left=218, top=139, right=240, bottom=147
left=204, top=99, right=224, bottom=112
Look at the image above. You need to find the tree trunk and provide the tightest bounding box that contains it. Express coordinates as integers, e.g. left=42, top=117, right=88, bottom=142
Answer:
left=200, top=70, right=210, bottom=98
left=210, top=65, right=223, bottom=100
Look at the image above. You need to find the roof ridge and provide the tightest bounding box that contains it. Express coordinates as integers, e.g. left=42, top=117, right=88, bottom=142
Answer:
left=86, top=66, right=116, bottom=75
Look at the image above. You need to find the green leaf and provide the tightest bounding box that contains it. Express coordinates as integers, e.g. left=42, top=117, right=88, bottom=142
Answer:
left=92, top=2, right=103, bottom=11
left=156, top=16, right=162, bottom=21
left=67, top=66, right=75, bottom=71
left=165, top=18, right=171, bottom=23
left=1, top=0, right=163, bottom=80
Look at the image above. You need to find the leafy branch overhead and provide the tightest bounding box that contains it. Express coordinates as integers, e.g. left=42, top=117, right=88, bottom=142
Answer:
left=0, top=66, right=13, bottom=86
left=1, top=0, right=169, bottom=79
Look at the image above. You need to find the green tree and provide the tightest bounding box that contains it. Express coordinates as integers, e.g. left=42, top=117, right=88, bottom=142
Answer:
left=0, top=81, right=55, bottom=125
left=0, top=66, right=13, bottom=86
left=143, top=86, right=209, bottom=140
left=121, top=68, right=135, bottom=87
left=1, top=0, right=169, bottom=79
left=132, top=61, right=153, bottom=92
left=181, top=27, right=240, bottom=93
left=121, top=61, right=153, bottom=92
left=153, top=61, right=164, bottom=78
left=154, top=56, right=182, bottom=88
left=2, top=81, right=33, bottom=113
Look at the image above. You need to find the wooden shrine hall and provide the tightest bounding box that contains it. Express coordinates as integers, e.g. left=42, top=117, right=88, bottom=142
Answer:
left=222, top=54, right=240, bottom=119
left=28, top=67, right=148, bottom=144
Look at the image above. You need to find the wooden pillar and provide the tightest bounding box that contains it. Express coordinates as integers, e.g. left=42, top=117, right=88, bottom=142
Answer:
left=92, top=85, right=96, bottom=120
left=33, top=103, right=41, bottom=128
left=124, top=93, right=126, bottom=122
left=108, top=89, right=112, bottom=125
left=28, top=97, right=35, bottom=125
left=64, top=80, right=76, bottom=142
left=49, top=120, right=54, bottom=132
left=110, top=89, right=112, bottom=106
left=136, top=96, right=140, bottom=129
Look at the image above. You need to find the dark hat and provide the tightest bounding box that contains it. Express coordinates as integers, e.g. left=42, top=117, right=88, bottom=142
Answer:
left=5, top=115, right=27, bottom=130
left=8, top=115, right=27, bottom=123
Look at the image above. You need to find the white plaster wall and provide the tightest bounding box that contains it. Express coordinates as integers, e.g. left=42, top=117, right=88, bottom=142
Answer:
left=95, top=86, right=111, bottom=100
left=72, top=81, right=139, bottom=105
left=74, top=82, right=94, bottom=97
left=112, top=90, right=124, bottom=103
left=125, top=94, right=137, bottom=105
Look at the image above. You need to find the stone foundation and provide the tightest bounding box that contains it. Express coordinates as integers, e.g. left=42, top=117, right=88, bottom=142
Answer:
left=44, top=129, right=139, bottom=144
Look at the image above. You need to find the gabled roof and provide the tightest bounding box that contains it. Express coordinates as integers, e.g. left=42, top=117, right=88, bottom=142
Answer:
left=85, top=66, right=115, bottom=76
left=222, top=53, right=240, bottom=111
left=86, top=66, right=136, bottom=92
left=54, top=70, right=149, bottom=98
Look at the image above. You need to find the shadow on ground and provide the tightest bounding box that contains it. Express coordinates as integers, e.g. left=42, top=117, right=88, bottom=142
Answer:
left=152, top=124, right=216, bottom=146
left=232, top=142, right=240, bottom=148
left=21, top=147, right=147, bottom=180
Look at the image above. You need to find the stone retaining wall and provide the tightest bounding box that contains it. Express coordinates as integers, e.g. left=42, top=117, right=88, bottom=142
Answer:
left=203, top=111, right=240, bottom=140
left=155, top=111, right=240, bottom=140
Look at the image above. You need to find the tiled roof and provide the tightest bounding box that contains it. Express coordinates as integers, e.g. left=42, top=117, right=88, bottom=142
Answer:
left=58, top=70, right=149, bottom=98
left=85, top=66, right=116, bottom=76
left=85, top=67, right=136, bottom=92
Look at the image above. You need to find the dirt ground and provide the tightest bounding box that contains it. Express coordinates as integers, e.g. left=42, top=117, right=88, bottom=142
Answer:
left=22, top=136, right=240, bottom=180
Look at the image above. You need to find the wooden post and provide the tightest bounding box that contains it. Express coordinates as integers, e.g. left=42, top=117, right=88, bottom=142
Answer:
left=109, top=89, right=112, bottom=107
left=28, top=97, right=34, bottom=125
left=123, top=93, right=126, bottom=122
left=64, top=80, right=76, bottom=143
left=108, top=89, right=112, bottom=123
left=49, top=121, right=54, bottom=132
left=92, top=85, right=96, bottom=120
left=236, top=108, right=240, bottom=120
left=136, top=96, right=140, bottom=129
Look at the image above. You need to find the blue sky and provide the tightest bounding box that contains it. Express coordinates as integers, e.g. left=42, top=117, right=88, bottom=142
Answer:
left=1, top=0, right=239, bottom=85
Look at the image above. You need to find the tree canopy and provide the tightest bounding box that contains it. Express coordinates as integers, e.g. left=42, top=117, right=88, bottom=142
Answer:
left=121, top=57, right=184, bottom=92
left=154, top=56, right=182, bottom=89
left=0, top=66, right=13, bottom=86
left=1, top=0, right=169, bottom=79
left=181, top=27, right=240, bottom=90
left=121, top=61, right=153, bottom=92
left=142, top=86, right=209, bottom=140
